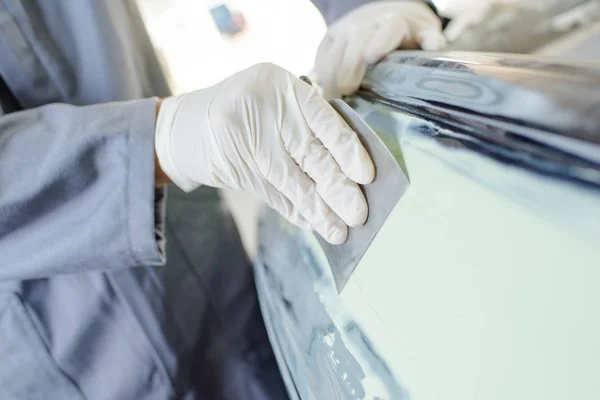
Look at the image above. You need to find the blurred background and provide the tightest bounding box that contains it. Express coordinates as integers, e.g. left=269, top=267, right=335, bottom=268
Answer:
left=136, top=0, right=600, bottom=257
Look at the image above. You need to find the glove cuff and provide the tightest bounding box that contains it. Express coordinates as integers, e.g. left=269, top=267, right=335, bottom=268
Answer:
left=155, top=94, right=199, bottom=192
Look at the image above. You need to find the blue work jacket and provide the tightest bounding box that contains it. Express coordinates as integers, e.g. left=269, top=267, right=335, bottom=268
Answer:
left=0, top=0, right=387, bottom=399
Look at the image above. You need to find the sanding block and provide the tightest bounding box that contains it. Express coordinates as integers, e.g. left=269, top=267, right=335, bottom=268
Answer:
left=318, top=98, right=409, bottom=293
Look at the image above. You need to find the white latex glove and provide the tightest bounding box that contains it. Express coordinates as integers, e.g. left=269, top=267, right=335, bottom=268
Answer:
left=315, top=1, right=446, bottom=99
left=155, top=63, right=375, bottom=244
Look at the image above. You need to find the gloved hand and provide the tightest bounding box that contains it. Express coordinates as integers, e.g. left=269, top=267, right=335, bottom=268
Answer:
left=315, top=1, right=446, bottom=99
left=155, top=63, right=375, bottom=244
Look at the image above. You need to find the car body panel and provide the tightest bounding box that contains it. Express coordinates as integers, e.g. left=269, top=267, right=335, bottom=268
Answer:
left=255, top=52, right=600, bottom=400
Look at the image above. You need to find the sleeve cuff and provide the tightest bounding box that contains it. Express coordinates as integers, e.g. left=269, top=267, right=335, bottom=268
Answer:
left=320, top=1, right=450, bottom=28
left=126, top=98, right=167, bottom=266
left=423, top=0, right=451, bottom=30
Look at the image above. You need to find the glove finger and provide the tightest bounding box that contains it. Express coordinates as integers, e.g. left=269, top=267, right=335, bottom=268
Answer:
left=280, top=110, right=368, bottom=227
left=417, top=29, right=447, bottom=50
left=245, top=172, right=312, bottom=230
left=301, top=141, right=368, bottom=227
left=258, top=146, right=348, bottom=245
left=337, top=25, right=376, bottom=96
left=363, top=18, right=409, bottom=64
left=295, top=80, right=375, bottom=186
left=265, top=189, right=312, bottom=230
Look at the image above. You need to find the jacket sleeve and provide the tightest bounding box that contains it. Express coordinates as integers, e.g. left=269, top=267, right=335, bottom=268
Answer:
left=310, top=0, right=449, bottom=27
left=0, top=98, right=166, bottom=281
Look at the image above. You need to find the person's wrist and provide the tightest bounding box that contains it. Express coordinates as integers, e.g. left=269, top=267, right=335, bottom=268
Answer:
left=154, top=99, right=171, bottom=187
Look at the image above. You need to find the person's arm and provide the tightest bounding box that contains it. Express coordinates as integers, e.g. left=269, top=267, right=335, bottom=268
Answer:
left=310, top=0, right=447, bottom=26
left=310, top=0, right=374, bottom=25
left=0, top=99, right=166, bottom=281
